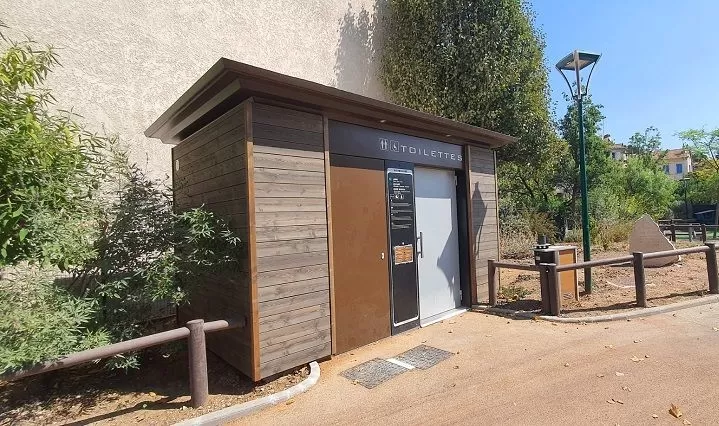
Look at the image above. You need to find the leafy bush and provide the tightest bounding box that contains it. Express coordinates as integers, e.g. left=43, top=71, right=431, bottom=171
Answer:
left=563, top=229, right=583, bottom=244
left=498, top=284, right=531, bottom=301
left=595, top=220, right=633, bottom=251
left=73, top=165, right=242, bottom=368
left=0, top=33, right=112, bottom=268
left=0, top=31, right=242, bottom=372
left=0, top=267, right=110, bottom=373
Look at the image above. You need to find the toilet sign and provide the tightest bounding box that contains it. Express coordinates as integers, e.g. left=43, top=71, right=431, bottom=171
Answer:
left=329, top=121, right=464, bottom=169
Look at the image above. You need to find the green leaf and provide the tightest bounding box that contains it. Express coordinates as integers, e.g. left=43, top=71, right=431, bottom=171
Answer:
left=18, top=228, right=28, bottom=241
left=11, top=206, right=23, bottom=217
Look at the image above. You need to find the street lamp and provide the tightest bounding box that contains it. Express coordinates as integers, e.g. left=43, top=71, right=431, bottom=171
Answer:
left=556, top=50, right=601, bottom=294
left=680, top=177, right=690, bottom=220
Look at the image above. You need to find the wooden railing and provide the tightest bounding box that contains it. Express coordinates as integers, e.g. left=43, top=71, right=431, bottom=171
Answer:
left=659, top=222, right=719, bottom=242
left=0, top=318, right=245, bottom=408
left=488, top=243, right=719, bottom=316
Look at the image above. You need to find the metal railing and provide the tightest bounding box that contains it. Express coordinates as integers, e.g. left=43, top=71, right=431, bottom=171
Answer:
left=0, top=318, right=245, bottom=408
left=488, top=242, right=719, bottom=316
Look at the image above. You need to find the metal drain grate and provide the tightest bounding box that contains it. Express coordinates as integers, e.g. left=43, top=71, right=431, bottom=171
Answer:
left=341, top=358, right=408, bottom=389
left=395, top=344, right=454, bottom=370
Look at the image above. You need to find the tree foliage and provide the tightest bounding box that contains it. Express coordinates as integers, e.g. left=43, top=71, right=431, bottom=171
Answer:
left=0, top=33, right=112, bottom=268
left=0, top=30, right=243, bottom=373
left=679, top=128, right=719, bottom=224
left=380, top=0, right=560, bottom=212
left=0, top=267, right=110, bottom=374
left=628, top=126, right=662, bottom=165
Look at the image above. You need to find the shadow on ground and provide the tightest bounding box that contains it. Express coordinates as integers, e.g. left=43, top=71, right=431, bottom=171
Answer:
left=0, top=347, right=254, bottom=425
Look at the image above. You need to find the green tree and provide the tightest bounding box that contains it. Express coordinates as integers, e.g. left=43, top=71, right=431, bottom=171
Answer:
left=628, top=126, right=663, bottom=165
left=0, top=30, right=243, bottom=373
left=0, top=31, right=111, bottom=268
left=379, top=0, right=560, bottom=214
left=679, top=128, right=719, bottom=224
left=621, top=156, right=677, bottom=218
left=556, top=94, right=618, bottom=226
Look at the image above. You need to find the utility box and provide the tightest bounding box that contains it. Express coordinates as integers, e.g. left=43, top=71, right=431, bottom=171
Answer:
left=534, top=243, right=579, bottom=301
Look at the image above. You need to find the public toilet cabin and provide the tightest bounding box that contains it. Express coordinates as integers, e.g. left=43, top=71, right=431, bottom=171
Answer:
left=145, top=59, right=515, bottom=381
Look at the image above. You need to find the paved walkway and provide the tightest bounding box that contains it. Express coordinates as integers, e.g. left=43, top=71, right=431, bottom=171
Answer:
left=236, top=304, right=719, bottom=425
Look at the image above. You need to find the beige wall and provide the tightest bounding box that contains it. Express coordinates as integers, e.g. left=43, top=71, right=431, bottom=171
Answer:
left=1, top=0, right=384, bottom=178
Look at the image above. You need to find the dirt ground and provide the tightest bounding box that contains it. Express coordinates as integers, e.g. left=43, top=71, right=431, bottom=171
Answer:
left=497, top=242, right=714, bottom=317
left=0, top=348, right=308, bottom=426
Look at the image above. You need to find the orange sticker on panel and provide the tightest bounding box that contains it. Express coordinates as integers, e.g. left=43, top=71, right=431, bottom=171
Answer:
left=393, top=244, right=414, bottom=265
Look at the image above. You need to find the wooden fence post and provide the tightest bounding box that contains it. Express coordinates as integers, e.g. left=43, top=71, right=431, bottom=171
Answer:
left=688, top=225, right=694, bottom=242
left=488, top=259, right=497, bottom=306
left=706, top=243, right=718, bottom=294
left=538, top=264, right=550, bottom=314
left=632, top=252, right=647, bottom=307
left=546, top=263, right=561, bottom=316
left=671, top=224, right=676, bottom=242
left=187, top=319, right=209, bottom=408
left=701, top=224, right=707, bottom=243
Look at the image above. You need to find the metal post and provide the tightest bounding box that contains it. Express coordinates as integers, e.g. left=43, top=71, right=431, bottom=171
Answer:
left=632, top=252, right=647, bottom=307
left=573, top=55, right=592, bottom=294
left=547, top=263, right=561, bottom=316
left=706, top=243, right=718, bottom=294
left=488, top=259, right=497, bottom=306
left=187, top=319, right=209, bottom=408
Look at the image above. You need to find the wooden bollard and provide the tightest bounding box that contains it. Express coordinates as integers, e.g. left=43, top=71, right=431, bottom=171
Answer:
left=488, top=259, right=497, bottom=306
left=632, top=252, right=647, bottom=307
left=187, top=319, right=209, bottom=408
left=701, top=224, right=707, bottom=243
left=706, top=243, right=718, bottom=294
left=544, top=263, right=561, bottom=316
left=671, top=224, right=676, bottom=242
left=538, top=264, right=551, bottom=314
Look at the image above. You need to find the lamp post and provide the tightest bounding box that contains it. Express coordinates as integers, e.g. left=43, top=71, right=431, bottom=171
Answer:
left=680, top=177, right=690, bottom=220
left=556, top=50, right=601, bottom=294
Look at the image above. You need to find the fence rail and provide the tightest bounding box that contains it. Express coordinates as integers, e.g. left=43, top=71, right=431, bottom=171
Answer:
left=659, top=223, right=719, bottom=243
left=488, top=242, right=719, bottom=316
left=0, top=318, right=245, bottom=408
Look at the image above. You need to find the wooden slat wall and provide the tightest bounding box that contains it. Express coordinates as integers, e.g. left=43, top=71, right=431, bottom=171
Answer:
left=469, top=147, right=500, bottom=303
left=172, top=103, right=254, bottom=377
left=251, top=103, right=331, bottom=378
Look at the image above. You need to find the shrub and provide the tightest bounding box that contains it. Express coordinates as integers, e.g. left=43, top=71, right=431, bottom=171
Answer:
left=498, top=284, right=531, bottom=301
left=563, top=229, right=583, bottom=244
left=0, top=32, right=112, bottom=268
left=0, top=31, right=242, bottom=372
left=596, top=220, right=633, bottom=251
left=76, top=165, right=242, bottom=368
left=0, top=267, right=110, bottom=374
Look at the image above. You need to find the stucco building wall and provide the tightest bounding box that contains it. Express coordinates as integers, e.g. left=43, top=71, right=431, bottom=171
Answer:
left=1, top=0, right=384, bottom=178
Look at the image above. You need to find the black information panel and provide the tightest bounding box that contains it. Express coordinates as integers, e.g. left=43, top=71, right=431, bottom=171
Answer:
left=386, top=163, right=420, bottom=334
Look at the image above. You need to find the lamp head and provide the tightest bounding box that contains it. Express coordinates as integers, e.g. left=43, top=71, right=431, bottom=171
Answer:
left=555, top=50, right=601, bottom=71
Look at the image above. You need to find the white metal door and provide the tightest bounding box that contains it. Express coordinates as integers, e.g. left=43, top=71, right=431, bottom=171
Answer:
left=415, top=167, right=462, bottom=325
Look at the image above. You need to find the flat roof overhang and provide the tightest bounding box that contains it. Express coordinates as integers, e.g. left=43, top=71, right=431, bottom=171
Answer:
left=145, top=58, right=516, bottom=148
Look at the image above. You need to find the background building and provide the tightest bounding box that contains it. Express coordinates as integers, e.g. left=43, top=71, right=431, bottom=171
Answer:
left=1, top=0, right=383, bottom=178
left=662, top=148, right=693, bottom=179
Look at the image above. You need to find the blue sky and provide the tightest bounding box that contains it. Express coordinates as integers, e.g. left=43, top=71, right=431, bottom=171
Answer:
left=531, top=0, right=719, bottom=149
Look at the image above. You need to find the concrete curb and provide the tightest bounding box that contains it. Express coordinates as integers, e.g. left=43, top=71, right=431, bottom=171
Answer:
left=474, top=294, right=719, bottom=324
left=174, top=361, right=320, bottom=426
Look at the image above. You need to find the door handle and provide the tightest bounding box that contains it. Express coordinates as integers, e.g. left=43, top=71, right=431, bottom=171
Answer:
left=416, top=232, right=424, bottom=259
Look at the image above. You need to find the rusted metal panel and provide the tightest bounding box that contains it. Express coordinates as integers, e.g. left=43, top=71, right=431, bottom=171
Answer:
left=330, top=154, right=391, bottom=353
